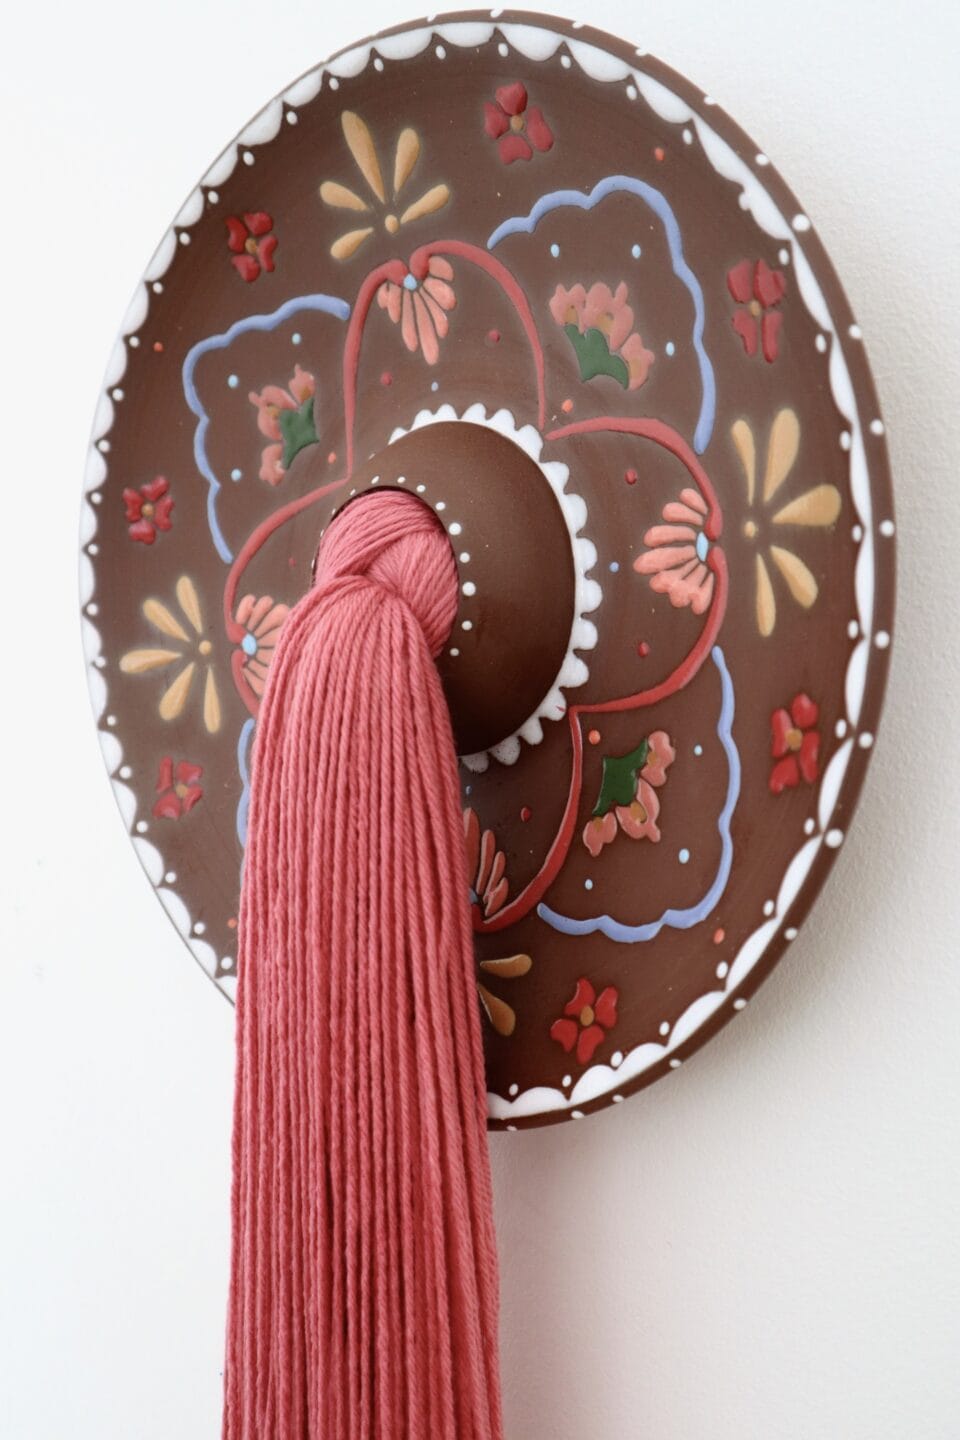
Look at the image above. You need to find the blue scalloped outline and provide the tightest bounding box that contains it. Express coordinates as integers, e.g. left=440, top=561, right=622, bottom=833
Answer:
left=182, top=294, right=351, bottom=565
left=487, top=176, right=716, bottom=453
left=537, top=646, right=738, bottom=941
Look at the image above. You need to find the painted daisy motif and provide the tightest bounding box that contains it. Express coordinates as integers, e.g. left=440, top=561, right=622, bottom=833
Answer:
left=234, top=595, right=290, bottom=698
left=731, top=408, right=842, bottom=637
left=120, top=575, right=222, bottom=733
left=377, top=256, right=456, bottom=364
left=319, top=112, right=450, bottom=261
left=633, top=487, right=715, bottom=613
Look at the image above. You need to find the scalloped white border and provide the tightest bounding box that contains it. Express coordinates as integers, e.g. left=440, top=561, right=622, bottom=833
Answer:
left=79, top=15, right=893, bottom=1119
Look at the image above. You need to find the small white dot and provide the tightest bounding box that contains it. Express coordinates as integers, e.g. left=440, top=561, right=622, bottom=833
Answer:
left=879, top=519, right=895, bottom=537
left=87, top=602, right=99, bottom=616
left=128, top=335, right=140, bottom=348
left=97, top=438, right=110, bottom=453
left=136, top=820, right=148, bottom=834
left=461, top=619, right=473, bottom=631
left=694, top=744, right=703, bottom=756
left=178, top=231, right=190, bottom=246
left=561, top=53, right=572, bottom=68
left=835, top=719, right=848, bottom=739
left=498, top=41, right=508, bottom=56
left=825, top=828, right=844, bottom=848
left=584, top=878, right=593, bottom=891
left=459, top=551, right=470, bottom=563
left=875, top=630, right=890, bottom=649
left=657, top=1021, right=669, bottom=1038
left=449, top=522, right=462, bottom=536
left=815, top=334, right=828, bottom=353
left=683, top=128, right=693, bottom=144
left=509, top=1083, right=518, bottom=1097
left=665, top=340, right=676, bottom=356
left=207, top=189, right=219, bottom=204
left=763, top=899, right=775, bottom=917
left=849, top=323, right=862, bottom=340
left=395, top=474, right=406, bottom=485
left=221, top=956, right=234, bottom=970
left=431, top=380, right=439, bottom=392
left=373, top=57, right=384, bottom=71
left=370, top=476, right=380, bottom=485
left=152, top=280, right=163, bottom=294
left=571, top=1110, right=585, bottom=1120
left=804, top=817, right=816, bottom=835
left=756, top=152, right=769, bottom=166
left=435, top=44, right=446, bottom=58
left=227, top=374, right=239, bottom=389
left=852, top=524, right=864, bottom=542
left=286, top=108, right=298, bottom=122
left=840, top=431, right=852, bottom=451
left=733, top=997, right=747, bottom=1010
left=119, top=764, right=132, bottom=780
left=231, top=468, right=242, bottom=482
left=87, top=543, right=99, bottom=556
left=164, top=871, right=177, bottom=884
left=435, top=500, right=445, bottom=510
left=678, top=847, right=690, bottom=864
left=416, top=483, right=426, bottom=493
left=716, top=961, right=729, bottom=980
left=328, top=76, right=339, bottom=90
left=106, top=714, right=117, bottom=727
left=778, top=247, right=790, bottom=265
left=448, top=647, right=459, bottom=658
left=785, top=927, right=798, bottom=941
left=870, top=418, right=885, bottom=436
left=462, top=581, right=476, bottom=597
left=631, top=242, right=642, bottom=259
left=669, top=1058, right=682, bottom=1069
left=242, top=150, right=254, bottom=165
left=612, top=1094, right=624, bottom=1103
left=291, top=332, right=302, bottom=345
left=550, top=243, right=560, bottom=258
left=626, top=84, right=637, bottom=100
left=858, top=732, right=874, bottom=749
left=112, top=388, right=124, bottom=402
left=194, top=921, right=206, bottom=936
left=91, top=492, right=102, bottom=505
left=93, top=656, right=106, bottom=668
left=847, top=620, right=859, bottom=639
left=562, top=1074, right=572, bottom=1088
left=611, top=1051, right=623, bottom=1068
left=506, top=1124, right=517, bottom=1132
left=793, top=214, right=811, bottom=232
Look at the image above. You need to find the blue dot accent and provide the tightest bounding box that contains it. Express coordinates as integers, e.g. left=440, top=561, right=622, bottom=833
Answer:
left=291, top=332, right=302, bottom=345
left=227, top=374, right=239, bottom=388
left=403, top=273, right=418, bottom=290
left=230, top=468, right=242, bottom=482
left=550, top=242, right=560, bottom=258
left=241, top=633, right=258, bottom=656
left=696, top=531, right=710, bottom=562
left=631, top=243, right=642, bottom=259
left=431, top=380, right=439, bottom=392
left=609, top=560, right=620, bottom=573
left=694, top=744, right=703, bottom=756
left=665, top=341, right=676, bottom=357
left=584, top=878, right=594, bottom=891
left=465, top=784, right=472, bottom=796
left=679, top=848, right=691, bottom=865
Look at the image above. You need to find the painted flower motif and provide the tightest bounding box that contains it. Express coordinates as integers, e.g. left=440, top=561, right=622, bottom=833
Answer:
left=727, top=258, right=786, bottom=362
left=226, top=212, right=278, bottom=282
left=732, top=409, right=842, bottom=637
left=234, top=594, right=289, bottom=697
left=550, top=977, right=619, bottom=1065
left=633, top=487, right=715, bottom=613
left=153, top=757, right=203, bottom=820
left=320, top=111, right=450, bottom=261
left=582, top=731, right=676, bottom=857
left=123, top=476, right=174, bottom=545
left=550, top=281, right=654, bottom=390
left=119, top=576, right=222, bottom=734
left=248, top=365, right=317, bottom=485
left=770, top=693, right=820, bottom=794
left=477, top=953, right=533, bottom=1038
left=464, top=807, right=509, bottom=919
left=483, top=81, right=554, bottom=164
left=377, top=256, right=456, bottom=365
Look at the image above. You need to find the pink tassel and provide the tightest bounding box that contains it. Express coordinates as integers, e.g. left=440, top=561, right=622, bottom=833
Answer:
left=222, top=489, right=503, bottom=1439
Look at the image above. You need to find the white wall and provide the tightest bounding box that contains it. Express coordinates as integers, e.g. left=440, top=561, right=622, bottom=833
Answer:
left=2, top=1, right=957, bottom=1435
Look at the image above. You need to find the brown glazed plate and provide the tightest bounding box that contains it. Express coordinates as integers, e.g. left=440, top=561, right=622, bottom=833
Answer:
left=80, top=10, right=895, bottom=1128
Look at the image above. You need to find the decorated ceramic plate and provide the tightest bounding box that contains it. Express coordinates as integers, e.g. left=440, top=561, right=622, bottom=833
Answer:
left=80, top=10, right=894, bottom=1127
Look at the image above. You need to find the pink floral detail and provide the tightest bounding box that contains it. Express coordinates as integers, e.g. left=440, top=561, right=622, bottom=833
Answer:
left=247, top=365, right=315, bottom=486
left=582, top=731, right=676, bottom=856
left=226, top=212, right=278, bottom=282
left=633, top=488, right=715, bottom=614
left=770, top=693, right=820, bottom=794
left=550, top=281, right=655, bottom=390
left=234, top=595, right=290, bottom=698
left=377, top=257, right=456, bottom=365
left=122, top=476, right=174, bottom=545
left=550, top=977, right=619, bottom=1066
left=727, top=258, right=786, bottom=362
left=484, top=81, right=554, bottom=164
left=153, top=757, right=203, bottom=820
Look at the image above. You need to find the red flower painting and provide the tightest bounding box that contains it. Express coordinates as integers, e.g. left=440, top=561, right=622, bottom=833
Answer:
left=153, top=757, right=204, bottom=819
left=484, top=82, right=554, bottom=164
left=769, top=692, right=820, bottom=794
left=550, top=977, right=619, bottom=1065
left=123, top=476, right=174, bottom=545
left=226, top=212, right=278, bottom=282
left=727, top=258, right=786, bottom=362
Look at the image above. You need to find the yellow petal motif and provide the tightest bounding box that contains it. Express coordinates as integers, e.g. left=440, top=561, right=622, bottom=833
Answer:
left=756, top=553, right=777, bottom=637
left=399, top=183, right=450, bottom=227
left=769, top=546, right=819, bottom=609
left=319, top=180, right=370, bottom=211
left=763, top=407, right=800, bottom=502
left=203, top=668, right=222, bottom=735
left=731, top=418, right=756, bottom=504
left=478, top=954, right=533, bottom=979
left=142, top=598, right=190, bottom=643
left=330, top=227, right=375, bottom=260
left=772, top=484, right=842, bottom=528
left=341, top=111, right=386, bottom=203
left=159, top=662, right=196, bottom=721
left=393, top=127, right=420, bottom=195
left=119, top=647, right=183, bottom=674
left=176, top=575, right=204, bottom=635
left=477, top=984, right=517, bottom=1038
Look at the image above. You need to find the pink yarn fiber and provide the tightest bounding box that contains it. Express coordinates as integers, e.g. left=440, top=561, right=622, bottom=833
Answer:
left=222, top=489, right=503, bottom=1439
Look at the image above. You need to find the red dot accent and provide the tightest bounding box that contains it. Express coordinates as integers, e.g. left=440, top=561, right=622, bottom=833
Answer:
left=327, top=451, right=337, bottom=464
left=713, top=927, right=725, bottom=945
left=153, top=341, right=164, bottom=353
left=625, top=468, right=638, bottom=485
left=637, top=641, right=650, bottom=658
left=228, top=917, right=238, bottom=930
left=588, top=729, right=601, bottom=746
left=381, top=371, right=393, bottom=386
left=487, top=329, right=501, bottom=344
left=520, top=806, right=532, bottom=823
left=561, top=398, right=574, bottom=413
left=654, top=146, right=665, bottom=162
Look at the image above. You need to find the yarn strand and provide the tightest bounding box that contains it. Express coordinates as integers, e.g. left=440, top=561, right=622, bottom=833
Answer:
left=222, top=490, right=503, bottom=1440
